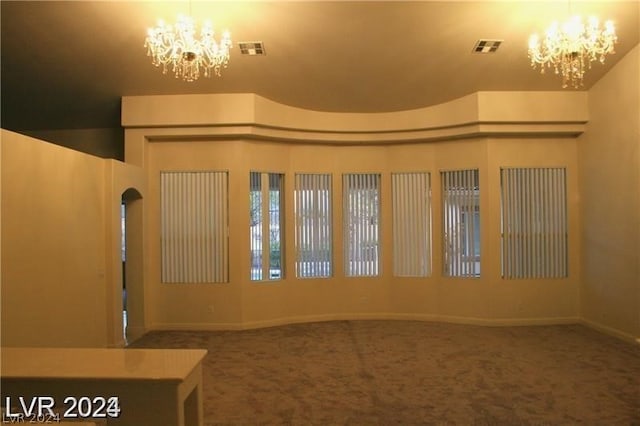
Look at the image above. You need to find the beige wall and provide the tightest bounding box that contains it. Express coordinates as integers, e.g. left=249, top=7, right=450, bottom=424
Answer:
left=0, top=130, right=143, bottom=347
left=6, top=65, right=636, bottom=346
left=123, top=92, right=583, bottom=333
left=579, top=44, right=640, bottom=342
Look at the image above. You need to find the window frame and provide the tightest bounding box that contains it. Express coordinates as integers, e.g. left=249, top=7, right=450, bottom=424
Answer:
left=249, top=171, right=285, bottom=282
left=294, top=173, right=333, bottom=279
left=391, top=172, right=432, bottom=277
left=343, top=173, right=381, bottom=278
left=441, top=169, right=481, bottom=278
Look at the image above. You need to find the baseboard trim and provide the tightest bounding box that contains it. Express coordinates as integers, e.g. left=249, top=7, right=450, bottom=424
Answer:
left=579, top=318, right=640, bottom=345
left=144, top=316, right=640, bottom=347
left=149, top=313, right=581, bottom=332
left=148, top=322, right=247, bottom=331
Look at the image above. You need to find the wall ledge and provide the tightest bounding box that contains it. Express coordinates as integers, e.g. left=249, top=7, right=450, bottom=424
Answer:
left=138, top=122, right=585, bottom=145
left=122, top=92, right=587, bottom=144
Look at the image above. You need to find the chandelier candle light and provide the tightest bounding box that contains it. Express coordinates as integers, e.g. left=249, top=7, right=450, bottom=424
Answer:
left=528, top=15, right=617, bottom=88
left=145, top=14, right=232, bottom=82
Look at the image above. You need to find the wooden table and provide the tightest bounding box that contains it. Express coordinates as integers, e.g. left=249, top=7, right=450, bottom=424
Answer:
left=1, top=347, right=207, bottom=426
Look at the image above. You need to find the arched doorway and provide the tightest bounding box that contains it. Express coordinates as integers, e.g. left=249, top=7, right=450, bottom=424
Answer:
left=121, top=188, right=143, bottom=344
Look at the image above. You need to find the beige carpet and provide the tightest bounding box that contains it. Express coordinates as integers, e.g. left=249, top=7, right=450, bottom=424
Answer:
left=129, top=321, right=640, bottom=425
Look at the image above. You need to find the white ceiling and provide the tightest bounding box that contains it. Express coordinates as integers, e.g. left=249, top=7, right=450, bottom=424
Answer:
left=1, top=1, right=638, bottom=131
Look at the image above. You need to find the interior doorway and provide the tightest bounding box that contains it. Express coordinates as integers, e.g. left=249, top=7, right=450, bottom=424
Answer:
left=121, top=188, right=143, bottom=344
left=121, top=202, right=127, bottom=339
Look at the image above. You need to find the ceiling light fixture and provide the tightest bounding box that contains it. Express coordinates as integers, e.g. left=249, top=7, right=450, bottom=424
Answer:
left=144, top=10, right=232, bottom=82
left=528, top=15, right=617, bottom=88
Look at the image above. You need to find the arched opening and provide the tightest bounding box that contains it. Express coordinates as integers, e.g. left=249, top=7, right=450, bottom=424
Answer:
left=121, top=188, right=143, bottom=344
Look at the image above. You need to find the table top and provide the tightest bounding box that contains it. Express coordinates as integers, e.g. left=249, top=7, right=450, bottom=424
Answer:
left=0, top=347, right=207, bottom=381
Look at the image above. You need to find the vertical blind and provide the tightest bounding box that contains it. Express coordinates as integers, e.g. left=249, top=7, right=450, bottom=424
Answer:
left=294, top=174, right=332, bottom=278
left=250, top=172, right=284, bottom=281
left=160, top=171, right=228, bottom=283
left=392, top=172, right=432, bottom=277
left=500, top=168, right=567, bottom=279
left=343, top=173, right=380, bottom=277
left=441, top=169, right=480, bottom=278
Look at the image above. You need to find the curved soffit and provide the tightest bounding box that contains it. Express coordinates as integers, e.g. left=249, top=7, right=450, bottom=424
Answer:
left=121, top=92, right=588, bottom=144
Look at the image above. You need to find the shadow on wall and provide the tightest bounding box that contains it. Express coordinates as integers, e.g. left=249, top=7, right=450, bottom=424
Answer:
left=20, top=128, right=124, bottom=160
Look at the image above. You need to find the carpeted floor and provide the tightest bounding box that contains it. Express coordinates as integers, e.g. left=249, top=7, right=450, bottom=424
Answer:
left=129, top=321, right=640, bottom=425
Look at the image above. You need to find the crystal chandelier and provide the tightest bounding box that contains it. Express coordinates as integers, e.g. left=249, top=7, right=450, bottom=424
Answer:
left=145, top=15, right=232, bottom=82
left=528, top=15, right=617, bottom=88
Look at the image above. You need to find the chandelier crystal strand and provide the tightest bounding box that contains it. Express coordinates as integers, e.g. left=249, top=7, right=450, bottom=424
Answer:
left=528, top=15, right=617, bottom=88
left=145, top=15, right=231, bottom=82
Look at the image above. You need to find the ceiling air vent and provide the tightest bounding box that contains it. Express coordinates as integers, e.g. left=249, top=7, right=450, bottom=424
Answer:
left=238, top=41, right=265, bottom=55
left=472, top=39, right=503, bottom=53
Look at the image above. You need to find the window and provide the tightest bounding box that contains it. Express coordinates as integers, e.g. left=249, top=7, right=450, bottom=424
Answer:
left=160, top=171, right=228, bottom=283
left=441, top=169, right=480, bottom=277
left=392, top=172, right=432, bottom=277
left=343, top=173, right=380, bottom=277
left=500, top=168, right=567, bottom=278
left=250, top=172, right=284, bottom=281
left=294, top=174, right=332, bottom=278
